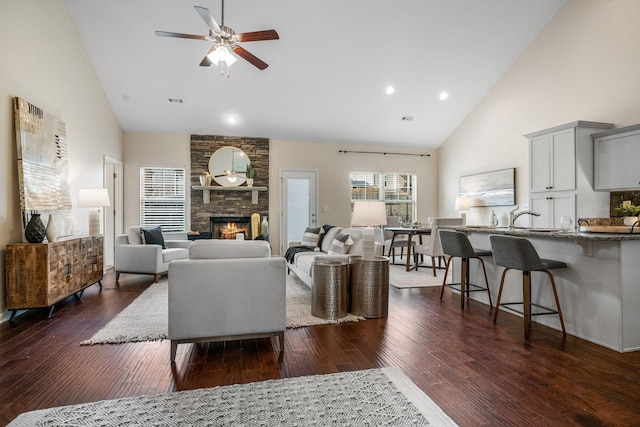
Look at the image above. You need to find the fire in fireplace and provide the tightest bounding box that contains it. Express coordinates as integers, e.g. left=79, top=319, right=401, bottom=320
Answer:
left=210, top=216, right=252, bottom=239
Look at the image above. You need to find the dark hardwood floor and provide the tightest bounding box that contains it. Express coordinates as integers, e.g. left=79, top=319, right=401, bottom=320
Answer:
left=1, top=268, right=640, bottom=426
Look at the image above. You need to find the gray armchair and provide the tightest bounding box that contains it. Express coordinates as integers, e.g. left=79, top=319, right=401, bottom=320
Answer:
left=168, top=240, right=286, bottom=361
left=115, top=226, right=191, bottom=283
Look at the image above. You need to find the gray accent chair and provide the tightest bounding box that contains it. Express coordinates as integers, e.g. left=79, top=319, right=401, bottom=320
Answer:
left=115, top=226, right=191, bottom=283
left=168, top=240, right=286, bottom=362
left=489, top=234, right=567, bottom=339
left=438, top=230, right=492, bottom=309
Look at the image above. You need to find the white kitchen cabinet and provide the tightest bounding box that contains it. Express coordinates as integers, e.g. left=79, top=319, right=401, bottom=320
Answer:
left=593, top=124, right=640, bottom=191
left=529, top=128, right=575, bottom=193
left=525, top=121, right=613, bottom=224
left=530, top=193, right=576, bottom=229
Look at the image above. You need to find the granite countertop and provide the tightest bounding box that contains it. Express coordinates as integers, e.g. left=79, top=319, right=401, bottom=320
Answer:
left=444, top=225, right=640, bottom=241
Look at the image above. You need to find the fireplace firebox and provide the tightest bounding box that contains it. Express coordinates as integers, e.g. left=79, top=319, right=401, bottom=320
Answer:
left=210, top=216, right=252, bottom=240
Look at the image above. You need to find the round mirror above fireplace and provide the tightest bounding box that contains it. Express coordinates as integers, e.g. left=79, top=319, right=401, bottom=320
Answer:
left=208, top=146, right=250, bottom=187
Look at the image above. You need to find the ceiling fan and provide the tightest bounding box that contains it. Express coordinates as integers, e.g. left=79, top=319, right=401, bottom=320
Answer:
left=155, top=1, right=279, bottom=71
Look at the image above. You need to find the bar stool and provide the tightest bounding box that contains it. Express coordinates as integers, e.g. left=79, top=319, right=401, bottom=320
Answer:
left=489, top=234, right=567, bottom=338
left=439, top=230, right=493, bottom=309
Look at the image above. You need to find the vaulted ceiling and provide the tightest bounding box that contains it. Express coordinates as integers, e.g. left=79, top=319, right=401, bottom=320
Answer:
left=64, top=0, right=567, bottom=148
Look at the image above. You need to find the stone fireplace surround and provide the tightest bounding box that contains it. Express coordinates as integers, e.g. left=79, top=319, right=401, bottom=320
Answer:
left=190, top=135, right=269, bottom=235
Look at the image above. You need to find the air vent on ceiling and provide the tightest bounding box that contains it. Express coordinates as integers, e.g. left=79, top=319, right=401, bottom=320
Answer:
left=168, top=97, right=184, bottom=104
left=402, top=116, right=414, bottom=121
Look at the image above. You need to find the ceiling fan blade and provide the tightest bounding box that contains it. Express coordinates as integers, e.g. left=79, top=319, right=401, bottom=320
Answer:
left=155, top=31, right=208, bottom=41
left=232, top=45, right=268, bottom=70
left=199, top=45, right=218, bottom=66
left=236, top=30, right=280, bottom=42
left=194, top=6, right=222, bottom=35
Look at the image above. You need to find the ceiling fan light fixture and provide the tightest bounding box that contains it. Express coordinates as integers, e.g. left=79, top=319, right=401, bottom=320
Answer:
left=207, top=45, right=237, bottom=66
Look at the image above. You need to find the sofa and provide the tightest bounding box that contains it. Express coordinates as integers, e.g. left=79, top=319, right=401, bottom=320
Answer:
left=287, top=226, right=383, bottom=289
left=115, top=226, right=191, bottom=283
left=168, top=239, right=286, bottom=362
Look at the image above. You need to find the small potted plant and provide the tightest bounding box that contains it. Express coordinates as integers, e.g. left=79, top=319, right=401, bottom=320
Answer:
left=245, top=164, right=255, bottom=187
left=615, top=202, right=640, bottom=226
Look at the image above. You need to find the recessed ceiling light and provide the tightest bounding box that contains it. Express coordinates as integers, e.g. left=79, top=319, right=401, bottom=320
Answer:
left=386, top=86, right=395, bottom=95
left=439, top=91, right=449, bottom=100
left=226, top=115, right=238, bottom=125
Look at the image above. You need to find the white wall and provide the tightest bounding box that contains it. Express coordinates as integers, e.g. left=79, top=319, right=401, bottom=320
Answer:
left=122, top=134, right=438, bottom=255
left=269, top=140, right=438, bottom=255
left=122, top=133, right=190, bottom=232
left=438, top=0, right=640, bottom=226
left=0, top=0, right=123, bottom=320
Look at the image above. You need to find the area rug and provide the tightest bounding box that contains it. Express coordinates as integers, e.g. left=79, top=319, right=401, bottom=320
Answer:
left=8, top=367, right=457, bottom=426
left=389, top=261, right=448, bottom=289
left=81, top=274, right=364, bottom=345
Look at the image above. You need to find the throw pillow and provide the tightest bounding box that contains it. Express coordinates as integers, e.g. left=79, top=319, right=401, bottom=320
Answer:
left=142, top=226, right=166, bottom=249
left=327, top=233, right=354, bottom=254
left=316, top=224, right=335, bottom=248
left=301, top=226, right=324, bottom=248
left=126, top=226, right=144, bottom=244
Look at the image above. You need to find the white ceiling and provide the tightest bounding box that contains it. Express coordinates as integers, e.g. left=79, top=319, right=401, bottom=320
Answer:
left=64, top=0, right=567, bottom=148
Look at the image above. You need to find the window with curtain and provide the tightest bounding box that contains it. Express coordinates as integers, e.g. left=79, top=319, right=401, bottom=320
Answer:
left=350, top=172, right=417, bottom=223
left=140, top=166, right=186, bottom=232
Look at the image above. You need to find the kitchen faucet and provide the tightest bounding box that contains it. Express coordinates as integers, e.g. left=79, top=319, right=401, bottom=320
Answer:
left=508, top=205, right=541, bottom=228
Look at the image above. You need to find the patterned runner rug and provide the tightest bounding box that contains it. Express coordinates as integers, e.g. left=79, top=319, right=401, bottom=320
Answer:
left=8, top=367, right=457, bottom=426
left=81, top=273, right=364, bottom=345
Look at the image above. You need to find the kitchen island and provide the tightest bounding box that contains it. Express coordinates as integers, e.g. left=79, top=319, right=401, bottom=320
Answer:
left=442, top=225, right=640, bottom=352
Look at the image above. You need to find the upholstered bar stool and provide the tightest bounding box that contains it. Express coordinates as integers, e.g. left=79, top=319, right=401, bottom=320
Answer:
left=439, top=230, right=493, bottom=310
left=489, top=234, right=567, bottom=339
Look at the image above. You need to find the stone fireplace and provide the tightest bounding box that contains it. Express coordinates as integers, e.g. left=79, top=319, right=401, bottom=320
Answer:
left=190, top=135, right=269, bottom=235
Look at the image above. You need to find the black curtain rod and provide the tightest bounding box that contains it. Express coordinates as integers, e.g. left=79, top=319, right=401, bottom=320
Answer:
left=338, top=150, right=430, bottom=157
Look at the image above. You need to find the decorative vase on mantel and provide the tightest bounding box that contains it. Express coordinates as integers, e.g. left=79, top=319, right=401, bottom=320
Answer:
left=246, top=178, right=254, bottom=187
left=24, top=212, right=46, bottom=243
left=623, top=216, right=639, bottom=227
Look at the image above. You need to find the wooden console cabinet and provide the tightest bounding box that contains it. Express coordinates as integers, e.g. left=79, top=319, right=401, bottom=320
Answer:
left=5, top=235, right=104, bottom=320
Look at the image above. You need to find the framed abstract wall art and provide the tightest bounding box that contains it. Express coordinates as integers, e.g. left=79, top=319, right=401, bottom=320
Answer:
left=459, top=168, right=515, bottom=207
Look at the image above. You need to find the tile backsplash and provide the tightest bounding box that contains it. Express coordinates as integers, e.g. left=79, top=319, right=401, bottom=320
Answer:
left=610, top=191, right=640, bottom=217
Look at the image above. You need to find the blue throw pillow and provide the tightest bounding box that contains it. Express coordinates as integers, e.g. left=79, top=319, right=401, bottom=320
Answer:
left=142, top=226, right=165, bottom=249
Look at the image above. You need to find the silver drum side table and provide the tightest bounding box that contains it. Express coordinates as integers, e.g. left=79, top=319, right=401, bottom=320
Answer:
left=350, top=256, right=390, bottom=318
left=312, top=260, right=349, bottom=320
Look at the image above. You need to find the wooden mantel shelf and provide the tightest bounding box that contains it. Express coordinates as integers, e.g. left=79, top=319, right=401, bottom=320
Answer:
left=192, top=186, right=267, bottom=204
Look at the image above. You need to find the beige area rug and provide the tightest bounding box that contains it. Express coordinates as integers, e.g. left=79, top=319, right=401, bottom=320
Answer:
left=81, top=274, right=364, bottom=345
left=389, top=257, right=448, bottom=289
left=8, top=367, right=457, bottom=426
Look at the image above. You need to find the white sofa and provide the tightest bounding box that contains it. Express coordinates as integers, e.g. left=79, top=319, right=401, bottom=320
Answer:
left=168, top=239, right=286, bottom=362
left=115, top=226, right=191, bottom=283
left=287, top=226, right=383, bottom=289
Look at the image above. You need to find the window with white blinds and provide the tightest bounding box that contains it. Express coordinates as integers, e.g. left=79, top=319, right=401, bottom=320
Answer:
left=140, top=166, right=186, bottom=233
left=350, top=172, right=417, bottom=223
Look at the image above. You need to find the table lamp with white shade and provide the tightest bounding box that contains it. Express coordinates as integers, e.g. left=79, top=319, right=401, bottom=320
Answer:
left=455, top=196, right=471, bottom=225
left=351, top=201, right=387, bottom=259
left=78, top=188, right=110, bottom=235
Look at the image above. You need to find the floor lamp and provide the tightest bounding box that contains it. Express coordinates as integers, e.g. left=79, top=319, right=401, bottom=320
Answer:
left=78, top=188, right=111, bottom=235
left=351, top=201, right=388, bottom=259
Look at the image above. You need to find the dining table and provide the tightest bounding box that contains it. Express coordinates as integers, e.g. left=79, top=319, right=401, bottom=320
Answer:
left=384, top=226, right=432, bottom=271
